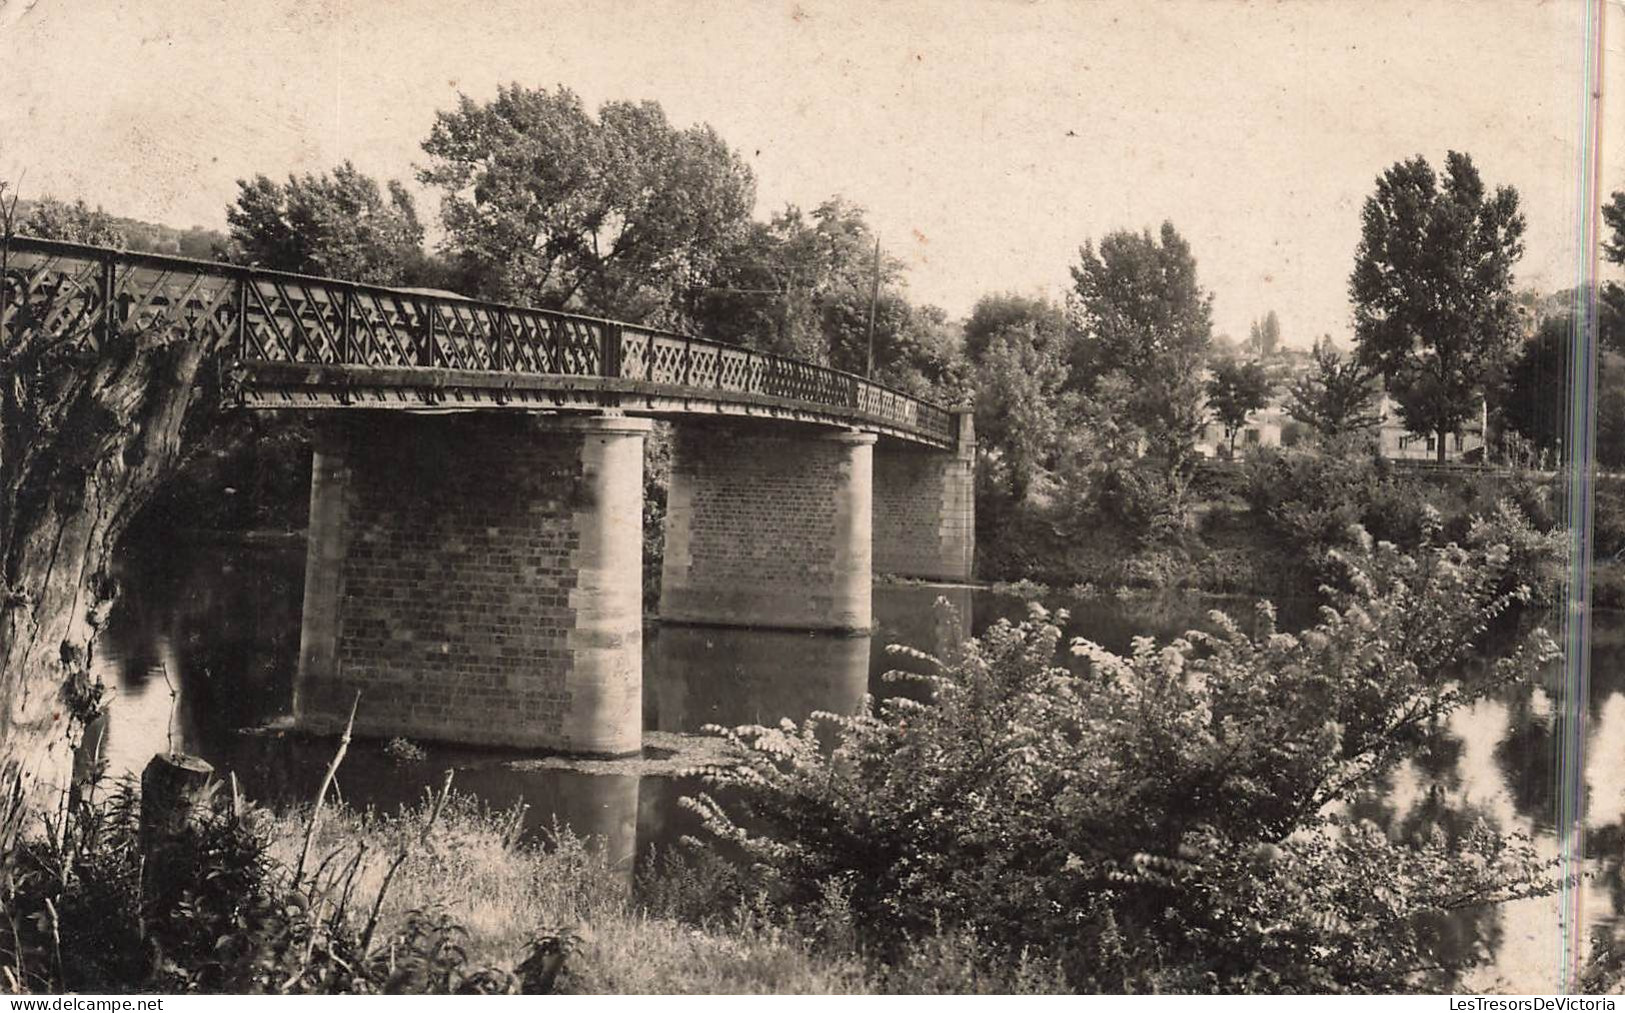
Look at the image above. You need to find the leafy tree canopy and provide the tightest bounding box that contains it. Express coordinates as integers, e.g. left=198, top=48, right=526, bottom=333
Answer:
left=225, top=161, right=425, bottom=286
left=1206, top=359, right=1273, bottom=456
left=1286, top=343, right=1383, bottom=441
left=1500, top=313, right=1625, bottom=470
left=1350, top=152, right=1525, bottom=461
left=1246, top=310, right=1281, bottom=357
left=973, top=324, right=1075, bottom=503
left=1262, top=311, right=1280, bottom=355
left=1604, top=189, right=1625, bottom=267
left=1604, top=189, right=1625, bottom=354
left=963, top=292, right=1065, bottom=364
left=1069, top=221, right=1212, bottom=390
left=419, top=84, right=756, bottom=324
left=15, top=197, right=126, bottom=248
left=689, top=198, right=959, bottom=393
left=1068, top=221, right=1212, bottom=487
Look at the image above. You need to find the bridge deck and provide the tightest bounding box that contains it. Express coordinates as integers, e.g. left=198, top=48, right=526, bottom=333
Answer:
left=1, top=236, right=958, bottom=449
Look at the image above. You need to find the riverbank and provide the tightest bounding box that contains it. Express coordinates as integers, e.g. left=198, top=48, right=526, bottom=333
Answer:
left=34, top=525, right=1625, bottom=993
left=255, top=790, right=1061, bottom=994
left=974, top=455, right=1625, bottom=609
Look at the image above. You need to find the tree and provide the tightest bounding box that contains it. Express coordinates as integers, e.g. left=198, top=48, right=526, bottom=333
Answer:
left=689, top=198, right=934, bottom=383
left=962, top=293, right=1065, bottom=364
left=685, top=217, right=819, bottom=359
left=1259, top=310, right=1281, bottom=356
left=973, top=324, right=1074, bottom=503
left=1350, top=152, right=1526, bottom=462
left=1068, top=222, right=1212, bottom=500
left=1604, top=189, right=1625, bottom=266
left=889, top=303, right=971, bottom=401
left=1208, top=332, right=1241, bottom=363
left=17, top=197, right=125, bottom=248
left=1604, top=189, right=1625, bottom=353
left=1206, top=360, right=1272, bottom=457
left=1069, top=222, right=1211, bottom=389
left=1, top=182, right=216, bottom=804
left=1500, top=314, right=1625, bottom=470
left=419, top=85, right=755, bottom=324
left=225, top=162, right=426, bottom=286
left=1286, top=343, right=1383, bottom=441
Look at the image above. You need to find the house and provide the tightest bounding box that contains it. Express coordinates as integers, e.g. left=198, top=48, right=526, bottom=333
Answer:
left=1193, top=352, right=1314, bottom=458
left=1374, top=393, right=1488, bottom=462
left=1196, top=401, right=1287, bottom=457
left=1192, top=358, right=1488, bottom=463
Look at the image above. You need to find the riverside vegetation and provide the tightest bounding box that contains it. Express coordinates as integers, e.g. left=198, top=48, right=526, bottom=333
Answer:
left=6, top=510, right=1622, bottom=993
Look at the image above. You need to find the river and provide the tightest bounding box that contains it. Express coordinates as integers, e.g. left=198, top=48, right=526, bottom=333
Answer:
left=84, top=536, right=1622, bottom=993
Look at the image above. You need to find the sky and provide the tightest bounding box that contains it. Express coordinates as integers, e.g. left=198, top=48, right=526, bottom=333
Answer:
left=1, top=0, right=1621, bottom=346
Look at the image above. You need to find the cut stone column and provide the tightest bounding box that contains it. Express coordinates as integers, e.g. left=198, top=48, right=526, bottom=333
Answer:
left=660, top=425, right=875, bottom=632
left=873, top=407, right=976, bottom=581
left=295, top=412, right=649, bottom=756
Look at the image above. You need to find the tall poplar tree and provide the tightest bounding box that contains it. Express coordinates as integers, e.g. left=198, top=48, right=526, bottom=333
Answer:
left=1349, top=152, right=1525, bottom=462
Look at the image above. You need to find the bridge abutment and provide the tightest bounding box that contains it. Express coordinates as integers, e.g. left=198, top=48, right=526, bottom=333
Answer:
left=659, top=425, right=875, bottom=632
left=294, top=412, right=649, bottom=755
left=873, top=408, right=976, bottom=581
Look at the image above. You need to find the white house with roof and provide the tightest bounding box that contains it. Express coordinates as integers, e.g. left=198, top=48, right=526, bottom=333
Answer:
left=1374, top=393, right=1488, bottom=462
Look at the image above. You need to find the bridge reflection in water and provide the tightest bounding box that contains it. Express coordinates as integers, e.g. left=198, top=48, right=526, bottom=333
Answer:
left=645, top=584, right=973, bottom=735
left=649, top=627, right=871, bottom=734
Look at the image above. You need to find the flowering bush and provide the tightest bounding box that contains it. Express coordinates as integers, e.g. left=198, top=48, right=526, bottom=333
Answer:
left=686, top=533, right=1559, bottom=992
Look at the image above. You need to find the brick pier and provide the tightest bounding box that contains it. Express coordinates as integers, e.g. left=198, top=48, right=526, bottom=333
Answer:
left=873, top=409, right=976, bottom=582
left=294, top=412, right=650, bottom=756
left=659, top=425, right=876, bottom=632
left=293, top=409, right=974, bottom=756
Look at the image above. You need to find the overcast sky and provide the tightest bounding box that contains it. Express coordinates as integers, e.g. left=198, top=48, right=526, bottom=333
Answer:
left=2, top=0, right=1620, bottom=345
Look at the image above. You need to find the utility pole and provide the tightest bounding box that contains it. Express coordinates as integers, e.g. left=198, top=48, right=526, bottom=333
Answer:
left=865, top=236, right=880, bottom=378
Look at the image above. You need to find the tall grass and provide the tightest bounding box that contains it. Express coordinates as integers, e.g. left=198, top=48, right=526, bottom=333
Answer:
left=257, top=791, right=884, bottom=994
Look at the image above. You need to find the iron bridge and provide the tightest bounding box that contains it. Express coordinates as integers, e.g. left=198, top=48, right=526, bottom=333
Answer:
left=0, top=236, right=958, bottom=449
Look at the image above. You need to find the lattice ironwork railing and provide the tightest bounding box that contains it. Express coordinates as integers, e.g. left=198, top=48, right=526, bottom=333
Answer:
left=0, top=235, right=958, bottom=445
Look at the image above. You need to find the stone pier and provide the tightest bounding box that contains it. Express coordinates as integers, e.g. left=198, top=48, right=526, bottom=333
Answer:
left=873, top=408, right=976, bottom=581
left=659, top=424, right=876, bottom=632
left=294, top=412, right=650, bottom=756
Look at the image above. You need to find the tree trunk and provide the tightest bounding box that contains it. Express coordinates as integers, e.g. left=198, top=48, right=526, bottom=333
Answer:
left=1437, top=425, right=1448, bottom=464
left=0, top=328, right=208, bottom=810
left=138, top=751, right=215, bottom=859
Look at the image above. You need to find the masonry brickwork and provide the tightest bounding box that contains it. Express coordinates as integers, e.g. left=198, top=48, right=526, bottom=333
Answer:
left=295, top=412, right=649, bottom=755
left=659, top=424, right=875, bottom=631
left=873, top=409, right=975, bottom=581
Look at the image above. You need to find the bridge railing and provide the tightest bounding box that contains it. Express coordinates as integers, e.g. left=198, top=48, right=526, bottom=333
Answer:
left=0, top=235, right=957, bottom=445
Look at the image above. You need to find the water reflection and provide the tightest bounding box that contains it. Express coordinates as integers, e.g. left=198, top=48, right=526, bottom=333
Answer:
left=648, top=626, right=870, bottom=733
left=86, top=538, right=1625, bottom=993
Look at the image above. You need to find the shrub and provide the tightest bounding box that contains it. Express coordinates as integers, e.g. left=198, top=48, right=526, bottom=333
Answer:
left=1119, top=547, right=1190, bottom=589
left=1465, top=500, right=1565, bottom=609
left=1242, top=446, right=1379, bottom=589
left=686, top=533, right=1558, bottom=992
left=384, top=738, right=428, bottom=766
